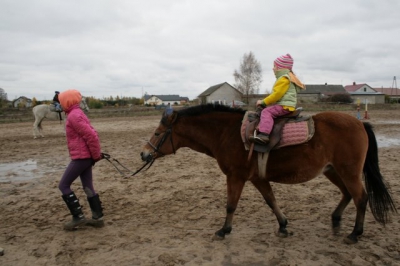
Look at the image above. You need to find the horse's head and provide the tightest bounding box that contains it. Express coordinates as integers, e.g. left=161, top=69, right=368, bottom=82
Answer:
left=140, top=104, right=246, bottom=164
left=80, top=96, right=90, bottom=112
left=140, top=109, right=177, bottom=163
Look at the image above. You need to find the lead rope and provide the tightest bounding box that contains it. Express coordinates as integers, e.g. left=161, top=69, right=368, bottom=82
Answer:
left=100, top=127, right=174, bottom=177
left=101, top=153, right=153, bottom=178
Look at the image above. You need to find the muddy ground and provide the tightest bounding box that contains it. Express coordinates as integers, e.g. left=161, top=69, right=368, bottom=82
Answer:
left=0, top=109, right=399, bottom=266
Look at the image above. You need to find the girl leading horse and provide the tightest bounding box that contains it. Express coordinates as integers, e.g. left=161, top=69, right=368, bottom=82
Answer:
left=140, top=104, right=396, bottom=244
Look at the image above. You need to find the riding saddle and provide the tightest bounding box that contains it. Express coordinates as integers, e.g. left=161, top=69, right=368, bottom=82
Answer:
left=241, top=108, right=315, bottom=154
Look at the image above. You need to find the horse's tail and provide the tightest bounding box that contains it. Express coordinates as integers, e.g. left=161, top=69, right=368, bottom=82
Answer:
left=363, top=122, right=397, bottom=225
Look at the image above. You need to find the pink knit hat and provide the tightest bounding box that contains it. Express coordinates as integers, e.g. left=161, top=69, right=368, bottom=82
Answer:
left=274, top=54, right=294, bottom=70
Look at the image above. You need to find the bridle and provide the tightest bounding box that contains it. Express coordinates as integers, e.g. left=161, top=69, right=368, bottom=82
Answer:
left=146, top=126, right=176, bottom=160
left=97, top=115, right=178, bottom=178
left=130, top=123, right=176, bottom=176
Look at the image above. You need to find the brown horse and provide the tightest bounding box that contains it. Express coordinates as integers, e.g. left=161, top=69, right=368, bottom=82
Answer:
left=140, top=104, right=396, bottom=244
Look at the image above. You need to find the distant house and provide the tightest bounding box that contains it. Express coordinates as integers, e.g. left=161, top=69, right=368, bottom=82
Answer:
left=373, top=87, right=400, bottom=102
left=344, top=82, right=376, bottom=94
left=143, top=94, right=184, bottom=106
left=297, top=83, right=347, bottom=103
left=12, top=96, right=33, bottom=108
left=344, top=82, right=385, bottom=104
left=179, top=97, right=190, bottom=105
left=198, top=82, right=243, bottom=105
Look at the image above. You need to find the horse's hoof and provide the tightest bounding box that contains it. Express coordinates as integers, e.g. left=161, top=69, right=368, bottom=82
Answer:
left=275, top=229, right=292, bottom=238
left=332, top=226, right=341, bottom=235
left=212, top=229, right=227, bottom=241
left=212, top=234, right=225, bottom=241
left=344, top=234, right=358, bottom=244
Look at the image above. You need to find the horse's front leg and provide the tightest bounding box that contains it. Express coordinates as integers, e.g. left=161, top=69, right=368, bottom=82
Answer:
left=251, top=179, right=289, bottom=237
left=33, top=120, right=43, bottom=139
left=213, top=175, right=245, bottom=240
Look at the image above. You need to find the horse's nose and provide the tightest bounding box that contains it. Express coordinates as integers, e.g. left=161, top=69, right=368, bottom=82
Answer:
left=140, top=151, right=151, bottom=162
left=140, top=152, right=149, bottom=162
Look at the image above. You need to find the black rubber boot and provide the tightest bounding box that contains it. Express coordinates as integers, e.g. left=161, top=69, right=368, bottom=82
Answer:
left=86, top=194, right=104, bottom=228
left=62, top=192, right=86, bottom=230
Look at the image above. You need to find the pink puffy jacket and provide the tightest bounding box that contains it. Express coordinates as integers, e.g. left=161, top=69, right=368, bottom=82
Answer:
left=59, top=90, right=102, bottom=161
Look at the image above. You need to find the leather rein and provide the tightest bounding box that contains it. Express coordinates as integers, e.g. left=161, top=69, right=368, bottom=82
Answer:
left=101, top=124, right=176, bottom=177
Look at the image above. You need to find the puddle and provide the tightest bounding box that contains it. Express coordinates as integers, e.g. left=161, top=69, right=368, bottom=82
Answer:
left=376, top=135, right=400, bottom=148
left=0, top=160, right=42, bottom=182
left=0, top=136, right=398, bottom=183
left=374, top=120, right=400, bottom=125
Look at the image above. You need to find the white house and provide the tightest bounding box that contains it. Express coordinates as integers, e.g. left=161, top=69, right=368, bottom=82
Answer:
left=143, top=94, right=183, bottom=106
left=344, top=82, right=385, bottom=104
left=197, top=82, right=243, bottom=105
left=12, top=96, right=33, bottom=108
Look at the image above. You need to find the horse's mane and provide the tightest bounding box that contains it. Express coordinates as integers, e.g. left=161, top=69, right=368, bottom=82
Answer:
left=178, top=104, right=246, bottom=117
left=161, top=104, right=246, bottom=125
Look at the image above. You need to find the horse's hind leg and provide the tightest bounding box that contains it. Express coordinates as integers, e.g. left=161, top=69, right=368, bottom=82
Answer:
left=345, top=181, right=368, bottom=244
left=251, top=179, right=289, bottom=237
left=324, top=167, right=352, bottom=234
left=327, top=166, right=368, bottom=244
left=213, top=175, right=245, bottom=240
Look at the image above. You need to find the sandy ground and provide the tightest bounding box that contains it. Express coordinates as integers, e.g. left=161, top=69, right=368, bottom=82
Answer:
left=0, top=109, right=399, bottom=266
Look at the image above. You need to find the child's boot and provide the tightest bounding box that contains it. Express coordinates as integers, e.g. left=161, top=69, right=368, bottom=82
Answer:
left=86, top=194, right=104, bottom=228
left=62, top=192, right=87, bottom=230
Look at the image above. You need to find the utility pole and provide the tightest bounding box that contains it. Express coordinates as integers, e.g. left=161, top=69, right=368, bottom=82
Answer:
left=391, top=76, right=397, bottom=94
left=391, top=76, right=398, bottom=103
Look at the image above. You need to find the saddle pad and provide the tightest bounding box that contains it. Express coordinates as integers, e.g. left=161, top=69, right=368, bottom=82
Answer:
left=277, top=119, right=314, bottom=148
left=241, top=111, right=315, bottom=151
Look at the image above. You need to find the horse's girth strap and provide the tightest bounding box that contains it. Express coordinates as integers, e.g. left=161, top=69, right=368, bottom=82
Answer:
left=258, top=152, right=269, bottom=179
left=247, top=142, right=254, bottom=162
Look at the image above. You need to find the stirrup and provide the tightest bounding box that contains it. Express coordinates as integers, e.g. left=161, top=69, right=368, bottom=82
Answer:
left=249, top=131, right=269, bottom=145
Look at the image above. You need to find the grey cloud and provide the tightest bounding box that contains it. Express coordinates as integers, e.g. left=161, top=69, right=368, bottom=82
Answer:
left=1, top=0, right=399, bottom=100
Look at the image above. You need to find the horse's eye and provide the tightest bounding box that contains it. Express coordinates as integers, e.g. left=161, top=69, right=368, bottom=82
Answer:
left=155, top=132, right=160, bottom=137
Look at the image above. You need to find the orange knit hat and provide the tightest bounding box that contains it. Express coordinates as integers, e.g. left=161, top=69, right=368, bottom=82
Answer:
left=58, top=89, right=82, bottom=110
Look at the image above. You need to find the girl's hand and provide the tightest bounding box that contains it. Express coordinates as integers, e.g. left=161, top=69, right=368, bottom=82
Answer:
left=256, top=100, right=266, bottom=107
left=92, top=154, right=105, bottom=165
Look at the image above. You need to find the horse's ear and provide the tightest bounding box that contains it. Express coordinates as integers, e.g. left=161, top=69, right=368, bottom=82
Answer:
left=170, top=111, right=178, bottom=124
left=162, top=108, right=178, bottom=125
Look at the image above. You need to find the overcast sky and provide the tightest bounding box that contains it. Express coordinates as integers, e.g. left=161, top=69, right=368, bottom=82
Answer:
left=1, top=0, right=399, bottom=101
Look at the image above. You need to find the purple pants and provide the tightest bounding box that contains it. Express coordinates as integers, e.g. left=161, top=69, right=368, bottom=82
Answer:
left=258, top=105, right=291, bottom=134
left=59, top=159, right=96, bottom=197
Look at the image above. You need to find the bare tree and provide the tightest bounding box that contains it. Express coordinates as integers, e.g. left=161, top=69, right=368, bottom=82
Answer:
left=0, top=88, right=7, bottom=100
left=0, top=88, right=7, bottom=108
left=233, top=52, right=262, bottom=103
left=32, top=97, right=38, bottom=107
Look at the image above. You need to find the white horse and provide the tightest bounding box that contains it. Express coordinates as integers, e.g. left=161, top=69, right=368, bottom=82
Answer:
left=32, top=97, right=89, bottom=139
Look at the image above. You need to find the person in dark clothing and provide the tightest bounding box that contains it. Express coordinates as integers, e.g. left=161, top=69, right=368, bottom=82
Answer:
left=166, top=103, right=173, bottom=115
left=53, top=91, right=62, bottom=111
